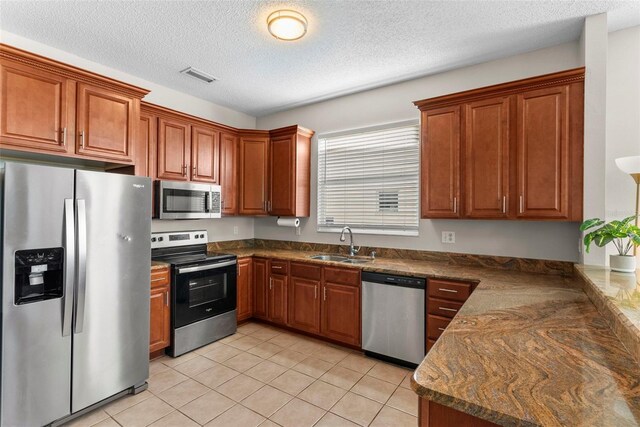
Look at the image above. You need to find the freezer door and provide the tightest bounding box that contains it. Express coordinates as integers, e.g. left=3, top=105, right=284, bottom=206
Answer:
left=72, top=170, right=151, bottom=412
left=1, top=162, right=74, bottom=426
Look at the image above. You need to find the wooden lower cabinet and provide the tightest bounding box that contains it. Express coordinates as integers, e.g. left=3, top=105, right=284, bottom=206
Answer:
left=289, top=263, right=322, bottom=334
left=321, top=267, right=361, bottom=347
left=420, top=399, right=498, bottom=427
left=252, top=258, right=269, bottom=320
left=149, top=267, right=170, bottom=354
left=268, top=273, right=288, bottom=325
left=237, top=258, right=252, bottom=322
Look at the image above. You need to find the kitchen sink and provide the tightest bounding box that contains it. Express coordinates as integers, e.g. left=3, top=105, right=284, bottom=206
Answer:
left=309, top=254, right=350, bottom=262
left=309, top=254, right=372, bottom=264
left=341, top=259, right=371, bottom=264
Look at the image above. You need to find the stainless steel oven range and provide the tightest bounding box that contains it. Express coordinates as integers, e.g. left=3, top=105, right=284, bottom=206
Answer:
left=151, top=230, right=237, bottom=357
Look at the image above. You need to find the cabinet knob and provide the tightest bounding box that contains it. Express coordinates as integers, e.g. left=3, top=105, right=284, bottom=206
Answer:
left=79, top=131, right=85, bottom=148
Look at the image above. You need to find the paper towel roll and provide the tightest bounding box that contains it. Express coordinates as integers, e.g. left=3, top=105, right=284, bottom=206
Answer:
left=277, top=217, right=300, bottom=227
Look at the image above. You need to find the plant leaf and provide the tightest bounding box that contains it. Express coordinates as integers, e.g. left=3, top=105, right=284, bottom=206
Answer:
left=584, top=233, right=595, bottom=253
left=594, top=234, right=614, bottom=248
left=580, top=218, right=604, bottom=231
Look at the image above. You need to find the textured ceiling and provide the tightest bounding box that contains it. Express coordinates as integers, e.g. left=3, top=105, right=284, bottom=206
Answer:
left=1, top=1, right=639, bottom=117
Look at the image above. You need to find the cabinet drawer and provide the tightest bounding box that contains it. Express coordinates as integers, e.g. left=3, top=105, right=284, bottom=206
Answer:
left=290, top=262, right=322, bottom=281
left=270, top=260, right=289, bottom=275
left=427, top=314, right=451, bottom=340
left=151, top=268, right=170, bottom=288
left=324, top=267, right=360, bottom=286
left=428, top=279, right=472, bottom=302
left=426, top=339, right=437, bottom=353
left=428, top=297, right=464, bottom=319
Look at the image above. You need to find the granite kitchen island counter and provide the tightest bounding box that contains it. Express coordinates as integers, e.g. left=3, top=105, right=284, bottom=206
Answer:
left=213, top=247, right=640, bottom=426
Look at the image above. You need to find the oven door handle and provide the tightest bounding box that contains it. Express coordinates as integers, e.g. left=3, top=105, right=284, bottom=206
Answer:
left=177, top=260, right=236, bottom=274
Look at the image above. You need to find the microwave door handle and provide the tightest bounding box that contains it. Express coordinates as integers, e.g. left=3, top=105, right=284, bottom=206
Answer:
left=74, top=199, right=87, bottom=334
left=205, top=191, right=210, bottom=213
left=62, top=199, right=75, bottom=337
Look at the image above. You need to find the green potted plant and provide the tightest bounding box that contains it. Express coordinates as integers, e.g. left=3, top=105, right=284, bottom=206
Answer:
left=580, top=215, right=640, bottom=273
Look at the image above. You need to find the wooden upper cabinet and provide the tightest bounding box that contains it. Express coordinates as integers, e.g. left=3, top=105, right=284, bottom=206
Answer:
left=157, top=117, right=190, bottom=181
left=516, top=86, right=570, bottom=219
left=268, top=126, right=313, bottom=217
left=464, top=96, right=510, bottom=218
left=0, top=61, right=72, bottom=153
left=191, top=125, right=219, bottom=183
left=137, top=111, right=155, bottom=177
left=421, top=106, right=461, bottom=218
left=239, top=133, right=269, bottom=215
left=414, top=68, right=584, bottom=222
left=1, top=45, right=149, bottom=164
left=220, top=131, right=239, bottom=215
left=76, top=83, right=136, bottom=163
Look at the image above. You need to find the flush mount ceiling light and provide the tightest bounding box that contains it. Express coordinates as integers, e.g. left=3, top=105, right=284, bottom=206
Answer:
left=267, top=10, right=308, bottom=41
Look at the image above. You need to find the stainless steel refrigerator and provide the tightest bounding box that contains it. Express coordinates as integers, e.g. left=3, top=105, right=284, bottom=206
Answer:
left=0, top=161, right=152, bottom=427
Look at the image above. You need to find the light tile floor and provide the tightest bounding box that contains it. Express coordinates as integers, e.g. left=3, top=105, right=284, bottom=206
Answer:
left=65, top=322, right=418, bottom=427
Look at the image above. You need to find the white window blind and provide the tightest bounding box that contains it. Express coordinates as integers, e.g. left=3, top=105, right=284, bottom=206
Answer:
left=317, top=121, right=420, bottom=236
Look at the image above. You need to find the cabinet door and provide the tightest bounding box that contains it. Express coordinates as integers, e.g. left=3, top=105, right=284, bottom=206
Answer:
left=421, top=106, right=461, bottom=218
left=191, top=125, right=219, bottom=183
left=269, top=274, right=288, bottom=325
left=237, top=258, right=253, bottom=322
left=239, top=135, right=269, bottom=215
left=516, top=86, right=569, bottom=219
left=137, top=112, right=155, bottom=177
left=149, top=285, right=170, bottom=353
left=252, top=258, right=268, bottom=320
left=0, top=61, right=71, bottom=153
left=289, top=276, right=321, bottom=334
left=157, top=117, right=190, bottom=181
left=464, top=97, right=510, bottom=218
left=76, top=83, right=135, bottom=162
left=269, top=134, right=296, bottom=216
left=220, top=131, right=239, bottom=215
left=321, top=282, right=360, bottom=346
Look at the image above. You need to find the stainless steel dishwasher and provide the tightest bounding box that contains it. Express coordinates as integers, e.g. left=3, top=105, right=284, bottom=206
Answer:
left=361, top=272, right=425, bottom=367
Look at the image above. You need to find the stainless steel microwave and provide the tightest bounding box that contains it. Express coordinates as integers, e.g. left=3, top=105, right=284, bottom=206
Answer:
left=154, top=181, right=221, bottom=219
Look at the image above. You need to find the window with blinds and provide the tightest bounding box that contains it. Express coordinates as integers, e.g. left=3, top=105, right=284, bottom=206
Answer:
left=317, top=121, right=420, bottom=236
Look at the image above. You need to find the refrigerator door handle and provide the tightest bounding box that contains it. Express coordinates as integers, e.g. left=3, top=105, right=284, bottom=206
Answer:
left=74, top=199, right=88, bottom=334
left=62, top=199, right=75, bottom=337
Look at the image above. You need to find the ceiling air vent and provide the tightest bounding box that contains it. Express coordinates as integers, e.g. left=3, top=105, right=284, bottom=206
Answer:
left=180, top=67, right=218, bottom=83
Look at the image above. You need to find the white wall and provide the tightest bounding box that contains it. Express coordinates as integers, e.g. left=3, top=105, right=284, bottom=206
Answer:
left=1, top=31, right=258, bottom=242
left=606, top=26, right=640, bottom=259
left=581, top=14, right=609, bottom=265
left=255, top=42, right=583, bottom=262
left=151, top=218, right=254, bottom=241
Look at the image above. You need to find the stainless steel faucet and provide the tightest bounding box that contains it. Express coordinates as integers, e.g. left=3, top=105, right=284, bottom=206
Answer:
left=340, top=226, right=360, bottom=256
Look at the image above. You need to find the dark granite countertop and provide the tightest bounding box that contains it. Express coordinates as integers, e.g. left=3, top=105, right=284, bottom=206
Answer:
left=214, top=248, right=640, bottom=426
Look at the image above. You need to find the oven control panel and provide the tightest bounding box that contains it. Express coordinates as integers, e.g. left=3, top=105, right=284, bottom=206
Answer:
left=151, top=230, right=208, bottom=249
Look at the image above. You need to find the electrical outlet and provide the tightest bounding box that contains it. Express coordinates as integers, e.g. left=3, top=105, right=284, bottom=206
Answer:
left=442, top=231, right=455, bottom=244
left=233, top=226, right=238, bottom=235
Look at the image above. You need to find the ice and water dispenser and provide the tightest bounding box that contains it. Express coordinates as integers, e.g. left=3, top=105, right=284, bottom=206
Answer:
left=14, top=248, right=64, bottom=305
